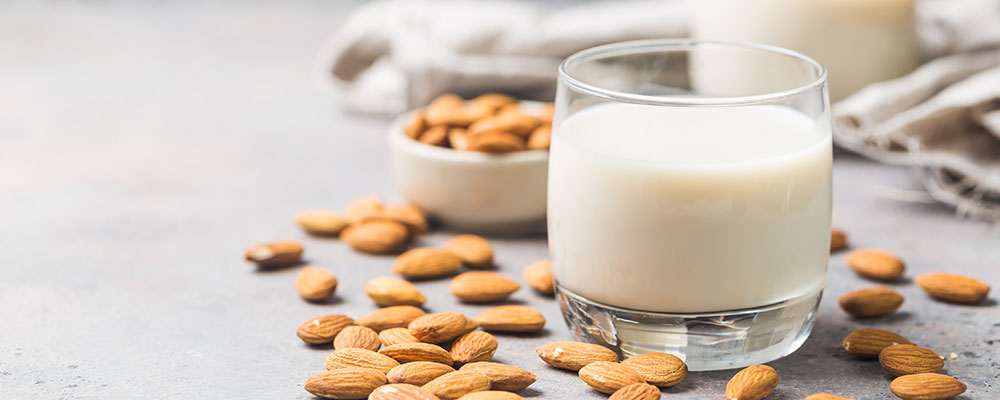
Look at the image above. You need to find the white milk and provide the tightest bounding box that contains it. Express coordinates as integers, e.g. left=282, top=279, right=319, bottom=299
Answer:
left=548, top=104, right=832, bottom=313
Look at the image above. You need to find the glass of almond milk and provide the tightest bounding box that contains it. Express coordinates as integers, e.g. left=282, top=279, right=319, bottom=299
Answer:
left=549, top=40, right=832, bottom=370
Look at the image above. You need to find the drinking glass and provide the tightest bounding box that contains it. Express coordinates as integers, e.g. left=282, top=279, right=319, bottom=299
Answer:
left=548, top=40, right=832, bottom=371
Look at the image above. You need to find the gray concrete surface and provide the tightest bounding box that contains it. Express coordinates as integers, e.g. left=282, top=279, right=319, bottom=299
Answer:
left=0, top=1, right=997, bottom=399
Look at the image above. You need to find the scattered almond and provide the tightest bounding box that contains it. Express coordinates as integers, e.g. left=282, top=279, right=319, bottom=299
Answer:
left=609, top=383, right=660, bottom=400
left=450, top=331, right=498, bottom=365
left=915, top=272, right=991, bottom=304
left=620, top=352, right=687, bottom=387
left=409, top=312, right=474, bottom=344
left=393, top=247, right=463, bottom=280
left=842, top=328, right=912, bottom=358
left=444, top=235, right=494, bottom=268
left=522, top=260, right=554, bottom=295
left=726, top=364, right=778, bottom=400
left=304, top=367, right=387, bottom=400
left=422, top=370, right=491, bottom=400
left=527, top=126, right=551, bottom=151
left=805, top=394, right=853, bottom=400
left=380, top=327, right=422, bottom=347
left=830, top=228, right=848, bottom=251
left=458, top=391, right=523, bottom=400
left=838, top=286, right=904, bottom=318
left=334, top=325, right=381, bottom=352
left=324, top=348, right=400, bottom=374
left=889, top=373, right=966, bottom=400
left=388, top=361, right=456, bottom=386
left=341, top=220, right=410, bottom=254
left=245, top=241, right=303, bottom=267
left=381, top=204, right=430, bottom=236
left=879, top=344, right=944, bottom=376
left=297, top=314, right=354, bottom=344
left=459, top=362, right=537, bottom=391
left=467, top=131, right=525, bottom=153
left=536, top=341, right=619, bottom=371
left=366, top=277, right=427, bottom=307
left=295, top=266, right=338, bottom=301
left=369, top=383, right=442, bottom=400
left=296, top=210, right=349, bottom=236
left=346, top=196, right=384, bottom=223
left=379, top=342, right=454, bottom=365
left=450, top=271, right=520, bottom=303
left=845, top=249, right=905, bottom=281
left=578, top=361, right=646, bottom=394
left=357, top=306, right=427, bottom=332
left=474, top=305, right=546, bottom=333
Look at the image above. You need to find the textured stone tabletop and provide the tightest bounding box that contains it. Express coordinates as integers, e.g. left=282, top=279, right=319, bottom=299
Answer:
left=0, top=1, right=997, bottom=399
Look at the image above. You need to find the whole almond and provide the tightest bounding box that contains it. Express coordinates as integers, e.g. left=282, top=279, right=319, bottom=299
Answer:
left=341, top=220, right=410, bottom=254
left=609, top=383, right=660, bottom=400
left=423, top=370, right=491, bottom=400
left=444, top=235, right=494, bottom=268
left=879, top=344, right=944, bottom=376
left=458, top=391, right=523, bottom=400
left=536, top=341, right=619, bottom=371
left=380, top=327, right=421, bottom=347
left=578, top=361, right=646, bottom=394
left=419, top=125, right=449, bottom=147
left=369, top=383, right=442, bottom=400
left=426, top=94, right=477, bottom=127
left=470, top=93, right=517, bottom=112
left=522, top=260, right=554, bottom=294
left=448, top=128, right=471, bottom=151
left=296, top=210, right=349, bottom=236
left=527, top=126, right=551, bottom=151
left=388, top=362, right=456, bottom=386
left=297, top=314, right=354, bottom=344
left=304, top=367, right=387, bottom=400
left=620, top=352, right=687, bottom=387
left=405, top=112, right=428, bottom=139
left=334, top=325, right=381, bottom=352
left=915, top=272, right=990, bottom=304
left=379, top=342, right=454, bottom=365
left=838, top=286, right=904, bottom=318
left=450, top=272, right=520, bottom=303
left=726, top=364, right=778, bottom=400
left=459, top=362, right=537, bottom=391
left=474, top=305, right=546, bottom=333
left=393, top=247, right=463, bottom=280
left=845, top=249, right=905, bottom=281
left=469, top=112, right=541, bottom=138
left=366, top=277, right=427, bottom=307
left=295, top=266, right=338, bottom=301
left=357, top=306, right=427, bottom=332
left=409, top=312, right=473, bottom=344
left=245, top=241, right=303, bottom=267
left=346, top=196, right=384, bottom=223
left=450, top=331, right=498, bottom=365
left=325, top=348, right=400, bottom=374
left=468, top=131, right=525, bottom=153
left=842, top=328, right=912, bottom=358
left=805, top=394, right=853, bottom=400
left=890, top=373, right=966, bottom=400
left=538, top=103, right=554, bottom=125
left=830, top=228, right=848, bottom=251
left=381, top=204, right=430, bottom=236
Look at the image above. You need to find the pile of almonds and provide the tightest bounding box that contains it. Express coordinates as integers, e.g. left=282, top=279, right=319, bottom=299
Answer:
left=405, top=93, right=554, bottom=153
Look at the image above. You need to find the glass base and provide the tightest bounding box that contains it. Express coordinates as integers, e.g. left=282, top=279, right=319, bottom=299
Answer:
left=555, top=285, right=822, bottom=371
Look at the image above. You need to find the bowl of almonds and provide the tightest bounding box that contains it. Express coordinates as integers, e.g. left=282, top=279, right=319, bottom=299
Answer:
left=388, top=93, right=553, bottom=235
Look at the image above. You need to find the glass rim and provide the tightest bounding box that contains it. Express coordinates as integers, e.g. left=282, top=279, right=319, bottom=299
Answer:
left=558, top=39, right=828, bottom=107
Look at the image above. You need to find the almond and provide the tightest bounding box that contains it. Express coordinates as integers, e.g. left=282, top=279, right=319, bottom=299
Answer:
left=296, top=210, right=349, bottom=236
left=419, top=125, right=449, bottom=147
left=295, top=266, right=338, bottom=301
left=325, top=348, right=400, bottom=374
left=393, top=247, right=463, bottom=280
left=346, top=195, right=384, bottom=223
left=341, top=220, right=410, bottom=254
left=244, top=241, right=303, bottom=267
left=357, top=306, right=427, bottom=332
left=469, top=93, right=517, bottom=112
left=304, top=367, right=387, bottom=400
left=388, top=361, right=456, bottom=386
left=379, top=342, right=454, bottom=365
left=467, top=131, right=525, bottom=153
left=297, top=314, right=354, bottom=344
left=845, top=249, right=905, bottom=281
left=838, top=286, right=904, bottom=318
left=536, top=341, right=619, bottom=371
left=725, top=364, right=778, bottom=400
left=334, top=325, right=381, bottom=352
left=890, top=373, right=966, bottom=400
left=405, top=112, right=428, bottom=139
left=450, top=272, right=520, bottom=303
left=578, top=361, right=646, bottom=394
left=474, top=305, right=546, bottom=333
left=458, top=391, right=523, bottom=400
left=380, top=327, right=421, bottom=347
left=444, top=235, right=494, bottom=267
left=609, top=383, right=660, bottom=400
left=409, top=312, right=473, bottom=344
left=426, top=94, right=477, bottom=128
left=879, top=344, right=944, bottom=376
left=538, top=103, right=554, bottom=125
left=369, top=383, right=441, bottom=400
left=522, top=260, right=554, bottom=294
left=842, top=328, right=912, bottom=358
left=805, top=394, right=853, bottom=400
left=830, top=228, right=848, bottom=251
left=366, top=277, right=427, bottom=307
left=381, top=204, right=430, bottom=236
left=450, top=331, right=498, bottom=365
left=448, top=128, right=471, bottom=151
left=469, top=112, right=541, bottom=138
left=459, top=362, right=537, bottom=391
left=914, top=272, right=990, bottom=304
left=526, top=126, right=551, bottom=151
left=620, top=352, right=687, bottom=387
left=423, top=371, right=491, bottom=400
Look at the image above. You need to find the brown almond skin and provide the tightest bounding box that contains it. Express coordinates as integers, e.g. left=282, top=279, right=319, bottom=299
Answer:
left=426, top=93, right=477, bottom=128
left=380, top=327, right=421, bottom=347
left=387, top=361, right=456, bottom=386
left=805, top=394, right=853, bottom=400
left=297, top=314, right=354, bottom=344
left=296, top=210, right=349, bottom=236
left=341, top=220, right=410, bottom=254
left=842, top=328, right=912, bottom=358
left=444, top=235, right=494, bottom=267
left=578, top=361, right=646, bottom=394
left=459, top=391, right=523, bottom=400
left=838, top=286, right=904, bottom=318
left=366, top=277, right=427, bottom=307
left=890, top=373, right=966, bottom=400
left=369, top=383, right=442, bottom=400
left=324, top=348, right=400, bottom=374
left=346, top=196, right=384, bottom=223
left=450, top=331, right=498, bottom=365
left=470, top=93, right=517, bottom=112
left=474, top=305, right=546, bottom=333
left=449, top=128, right=471, bottom=151
left=536, top=341, right=619, bottom=371
left=245, top=241, right=303, bottom=267
left=459, top=362, right=537, bottom=391
left=405, top=112, right=427, bottom=139
left=380, top=204, right=430, bottom=236
left=523, top=260, right=554, bottom=294
left=333, top=325, right=381, bottom=352
left=393, top=247, right=463, bottom=280
left=423, top=370, right=491, bottom=400
left=379, top=342, right=454, bottom=365
left=357, top=306, right=427, bottom=332
left=830, top=228, right=848, bottom=251
left=726, top=364, right=778, bottom=400
left=469, top=112, right=541, bottom=138
left=879, top=344, right=944, bottom=376
left=409, top=312, right=473, bottom=344
left=468, top=131, right=526, bottom=153
left=527, top=126, right=551, bottom=151
left=295, top=266, right=338, bottom=301
left=915, top=272, right=991, bottom=304
left=304, top=367, right=387, bottom=399
left=621, top=352, right=687, bottom=387
left=419, top=125, right=449, bottom=147
left=450, top=271, right=521, bottom=303
left=845, top=249, right=905, bottom=281
left=609, top=383, right=660, bottom=400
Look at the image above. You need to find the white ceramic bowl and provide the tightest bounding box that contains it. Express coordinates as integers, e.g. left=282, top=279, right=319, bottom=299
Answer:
left=387, top=104, right=549, bottom=236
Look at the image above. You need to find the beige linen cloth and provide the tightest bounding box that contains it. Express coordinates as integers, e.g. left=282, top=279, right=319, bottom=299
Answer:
left=318, top=0, right=1000, bottom=221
